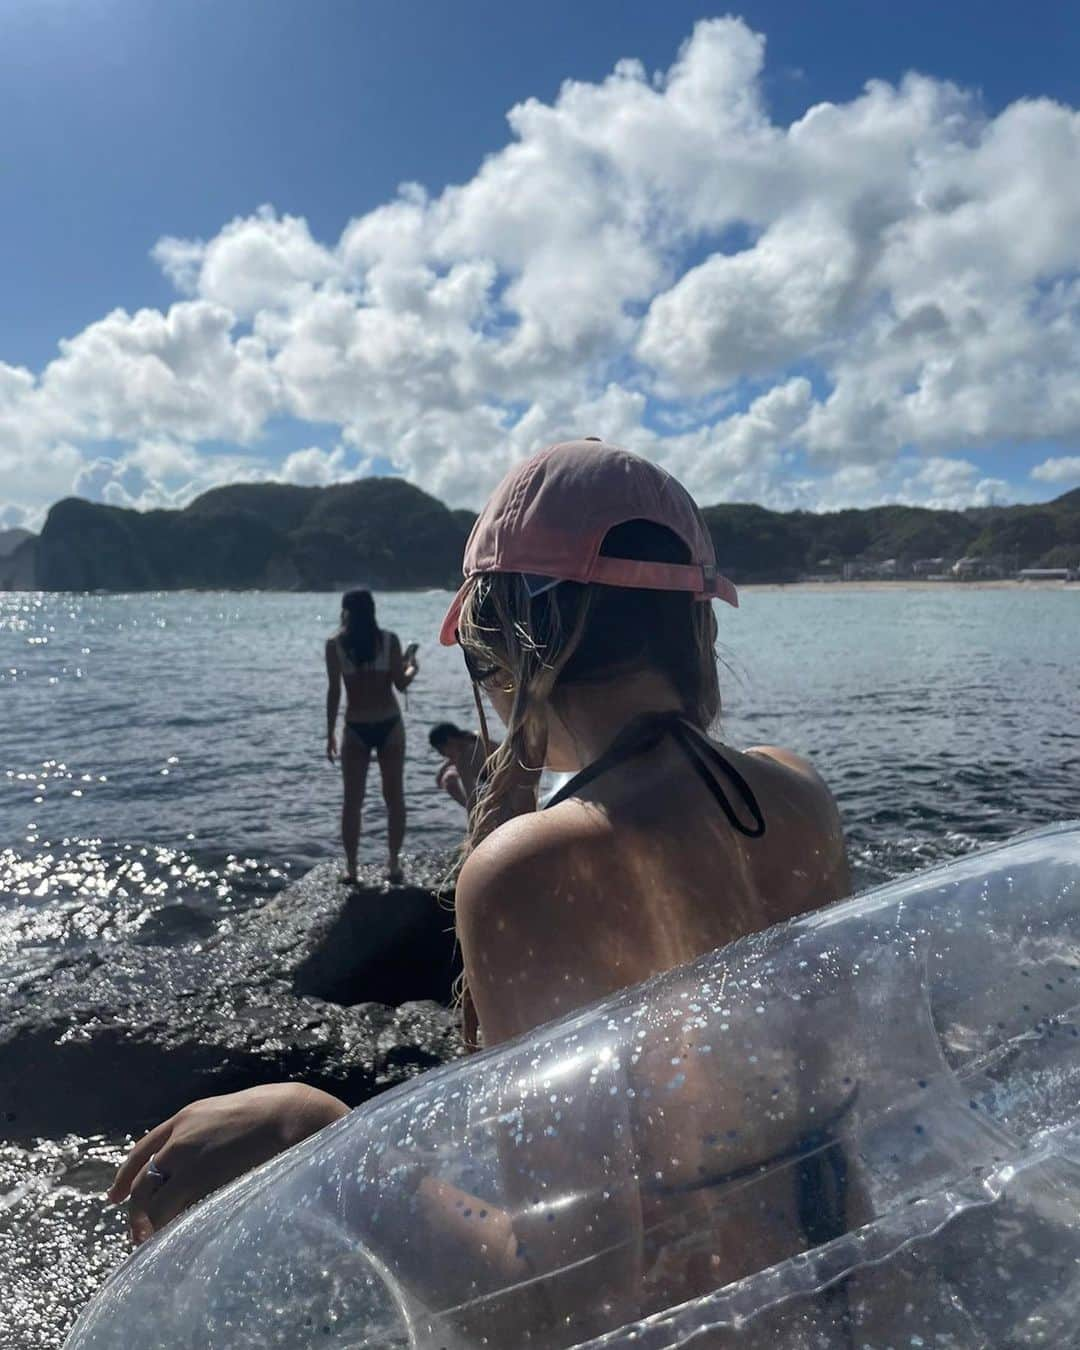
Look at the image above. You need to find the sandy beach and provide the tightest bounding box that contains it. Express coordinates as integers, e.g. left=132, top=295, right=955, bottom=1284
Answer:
left=740, top=579, right=1080, bottom=594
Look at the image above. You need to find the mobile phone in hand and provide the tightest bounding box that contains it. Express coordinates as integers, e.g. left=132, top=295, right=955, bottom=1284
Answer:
left=403, top=641, right=419, bottom=663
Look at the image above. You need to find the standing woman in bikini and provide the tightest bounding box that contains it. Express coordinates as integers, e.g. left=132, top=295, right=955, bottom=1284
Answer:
left=325, top=589, right=417, bottom=884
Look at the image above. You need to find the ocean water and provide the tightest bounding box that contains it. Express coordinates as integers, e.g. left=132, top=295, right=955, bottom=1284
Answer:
left=1, top=585, right=1078, bottom=1347
left=3, top=586, right=1079, bottom=971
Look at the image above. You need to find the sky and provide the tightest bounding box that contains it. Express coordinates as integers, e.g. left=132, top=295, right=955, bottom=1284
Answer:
left=4, top=0, right=1080, bottom=530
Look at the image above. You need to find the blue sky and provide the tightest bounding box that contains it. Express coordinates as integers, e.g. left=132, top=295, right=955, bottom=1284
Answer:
left=4, top=1, right=1080, bottom=525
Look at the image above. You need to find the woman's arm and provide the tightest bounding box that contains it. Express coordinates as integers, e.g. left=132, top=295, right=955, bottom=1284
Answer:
left=325, top=639, right=341, bottom=761
left=390, top=634, right=417, bottom=692
left=111, top=833, right=643, bottom=1336
left=110, top=1083, right=349, bottom=1244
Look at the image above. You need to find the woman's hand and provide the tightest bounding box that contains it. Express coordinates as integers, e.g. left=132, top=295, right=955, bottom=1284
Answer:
left=108, top=1083, right=349, bottom=1245
left=326, top=732, right=338, bottom=762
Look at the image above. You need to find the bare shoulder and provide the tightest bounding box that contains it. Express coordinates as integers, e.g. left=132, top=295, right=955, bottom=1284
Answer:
left=741, top=743, right=849, bottom=895
left=745, top=743, right=818, bottom=778
left=456, top=807, right=602, bottom=935
left=739, top=742, right=844, bottom=837
left=456, top=806, right=622, bottom=1043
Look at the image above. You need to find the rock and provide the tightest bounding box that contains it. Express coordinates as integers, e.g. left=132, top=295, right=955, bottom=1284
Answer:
left=284, top=864, right=461, bottom=1005
left=0, top=862, right=464, bottom=1142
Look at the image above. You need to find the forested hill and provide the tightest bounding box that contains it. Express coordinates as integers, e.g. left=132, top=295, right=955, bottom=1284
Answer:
left=3, top=480, right=1078, bottom=591
left=19, top=479, right=476, bottom=592
left=703, top=487, right=1080, bottom=581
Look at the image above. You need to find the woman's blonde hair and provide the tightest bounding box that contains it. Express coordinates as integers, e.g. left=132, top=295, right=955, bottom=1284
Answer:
left=458, top=519, right=721, bottom=858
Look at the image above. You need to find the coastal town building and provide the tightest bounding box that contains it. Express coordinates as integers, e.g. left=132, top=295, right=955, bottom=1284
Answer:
left=1018, top=567, right=1077, bottom=582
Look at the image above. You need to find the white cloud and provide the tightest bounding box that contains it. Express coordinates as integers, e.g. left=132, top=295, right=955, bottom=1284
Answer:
left=63, top=447, right=262, bottom=513
left=153, top=207, right=340, bottom=318
left=0, top=502, right=32, bottom=530
left=5, top=17, right=1080, bottom=530
left=41, top=302, right=280, bottom=446
left=897, top=456, right=1010, bottom=511
left=637, top=212, right=860, bottom=392
left=280, top=445, right=358, bottom=486
left=1032, top=456, right=1080, bottom=484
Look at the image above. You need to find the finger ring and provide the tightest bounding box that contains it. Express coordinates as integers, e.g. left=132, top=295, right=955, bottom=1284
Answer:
left=146, top=1155, right=169, bottom=1185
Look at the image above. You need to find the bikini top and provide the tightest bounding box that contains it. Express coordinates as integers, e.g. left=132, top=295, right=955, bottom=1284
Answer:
left=336, top=630, right=391, bottom=675
left=543, top=709, right=766, bottom=838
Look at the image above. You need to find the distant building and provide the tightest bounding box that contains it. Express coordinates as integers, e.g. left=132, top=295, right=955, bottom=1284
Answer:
left=952, top=556, right=1004, bottom=579
left=912, top=557, right=948, bottom=576
left=1018, top=568, right=1076, bottom=582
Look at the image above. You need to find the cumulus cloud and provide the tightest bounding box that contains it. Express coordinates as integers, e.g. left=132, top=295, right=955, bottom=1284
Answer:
left=154, top=207, right=340, bottom=318
left=44, top=302, right=280, bottom=444
left=6, top=17, right=1080, bottom=528
left=0, top=502, right=31, bottom=531
left=637, top=213, right=861, bottom=392
left=1032, top=456, right=1080, bottom=484
left=280, top=445, right=363, bottom=486
left=897, top=456, right=1010, bottom=511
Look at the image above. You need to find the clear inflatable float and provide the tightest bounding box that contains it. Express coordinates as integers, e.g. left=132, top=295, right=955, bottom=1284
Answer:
left=67, top=823, right=1080, bottom=1348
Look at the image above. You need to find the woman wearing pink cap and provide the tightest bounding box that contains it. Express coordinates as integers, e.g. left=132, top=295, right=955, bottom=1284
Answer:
left=111, top=440, right=849, bottom=1267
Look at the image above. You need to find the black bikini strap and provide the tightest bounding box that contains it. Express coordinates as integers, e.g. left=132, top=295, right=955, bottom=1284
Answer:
left=668, top=718, right=766, bottom=838
left=542, top=714, right=670, bottom=810
left=543, top=711, right=766, bottom=838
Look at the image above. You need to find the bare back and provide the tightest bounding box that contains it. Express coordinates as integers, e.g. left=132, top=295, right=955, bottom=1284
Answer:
left=456, top=728, right=853, bottom=1319
left=326, top=630, right=403, bottom=722
left=458, top=729, right=849, bottom=1045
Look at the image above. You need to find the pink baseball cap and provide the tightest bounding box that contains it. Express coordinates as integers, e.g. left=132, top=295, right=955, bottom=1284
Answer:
left=439, top=438, right=738, bottom=646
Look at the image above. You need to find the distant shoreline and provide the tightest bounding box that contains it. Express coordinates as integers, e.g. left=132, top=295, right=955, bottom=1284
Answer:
left=2, top=579, right=1078, bottom=598
left=740, top=579, right=1080, bottom=593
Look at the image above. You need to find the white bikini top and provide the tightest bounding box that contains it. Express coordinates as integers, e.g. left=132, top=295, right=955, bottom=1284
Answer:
left=336, top=629, right=391, bottom=675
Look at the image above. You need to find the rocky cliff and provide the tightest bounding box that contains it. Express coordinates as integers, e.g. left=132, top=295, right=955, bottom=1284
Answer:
left=18, top=479, right=475, bottom=593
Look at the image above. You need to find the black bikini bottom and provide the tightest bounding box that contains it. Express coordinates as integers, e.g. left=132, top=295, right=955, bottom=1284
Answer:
left=345, top=715, right=401, bottom=752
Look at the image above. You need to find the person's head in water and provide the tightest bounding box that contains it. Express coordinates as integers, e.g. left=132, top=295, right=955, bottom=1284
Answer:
left=439, top=440, right=737, bottom=848
left=429, top=722, right=469, bottom=754
left=340, top=589, right=379, bottom=666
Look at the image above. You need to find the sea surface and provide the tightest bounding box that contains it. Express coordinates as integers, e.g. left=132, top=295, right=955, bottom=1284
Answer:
left=4, top=587, right=1078, bottom=938
left=2, top=585, right=1079, bottom=1346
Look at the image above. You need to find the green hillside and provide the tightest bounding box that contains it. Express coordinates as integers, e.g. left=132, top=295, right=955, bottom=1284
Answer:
left=31, top=479, right=474, bottom=591
left=10, top=477, right=1079, bottom=592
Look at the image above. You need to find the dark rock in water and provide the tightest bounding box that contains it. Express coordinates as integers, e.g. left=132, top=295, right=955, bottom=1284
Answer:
left=0, top=862, right=464, bottom=1142
left=288, top=870, right=460, bottom=1005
